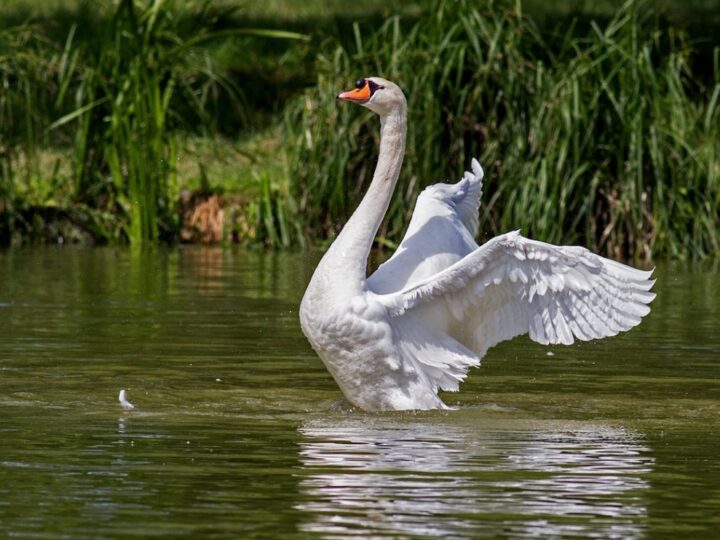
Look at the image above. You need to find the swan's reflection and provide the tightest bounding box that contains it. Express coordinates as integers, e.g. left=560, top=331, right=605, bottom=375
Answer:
left=296, top=416, right=653, bottom=539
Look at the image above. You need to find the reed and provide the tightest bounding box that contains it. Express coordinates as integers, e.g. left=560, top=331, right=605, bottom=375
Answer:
left=45, top=0, right=246, bottom=244
left=285, top=0, right=720, bottom=259
left=1, top=0, right=306, bottom=245
left=0, top=25, right=60, bottom=243
left=252, top=171, right=302, bottom=248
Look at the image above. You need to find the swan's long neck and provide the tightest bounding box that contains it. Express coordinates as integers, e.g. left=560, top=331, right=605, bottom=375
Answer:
left=322, top=106, right=407, bottom=289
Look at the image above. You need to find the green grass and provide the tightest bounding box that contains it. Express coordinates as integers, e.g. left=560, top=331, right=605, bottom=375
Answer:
left=0, top=0, right=305, bottom=245
left=1, top=0, right=718, bottom=256
left=285, top=0, right=719, bottom=259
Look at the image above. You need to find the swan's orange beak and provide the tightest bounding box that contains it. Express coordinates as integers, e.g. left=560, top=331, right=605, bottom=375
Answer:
left=337, top=80, right=372, bottom=103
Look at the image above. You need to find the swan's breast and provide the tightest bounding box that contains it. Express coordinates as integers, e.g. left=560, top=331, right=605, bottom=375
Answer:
left=300, top=291, right=413, bottom=409
left=301, top=294, right=394, bottom=365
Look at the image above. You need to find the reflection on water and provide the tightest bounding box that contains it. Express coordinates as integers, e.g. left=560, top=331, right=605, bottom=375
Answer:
left=297, top=417, right=652, bottom=539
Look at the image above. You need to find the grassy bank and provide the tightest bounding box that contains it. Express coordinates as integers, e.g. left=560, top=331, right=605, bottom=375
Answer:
left=1, top=0, right=718, bottom=257
left=0, top=0, right=306, bottom=245
left=286, top=0, right=720, bottom=259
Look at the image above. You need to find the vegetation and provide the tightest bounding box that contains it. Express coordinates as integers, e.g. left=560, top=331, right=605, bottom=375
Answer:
left=0, top=0, right=305, bottom=245
left=0, top=0, right=718, bottom=258
left=287, top=0, right=720, bottom=259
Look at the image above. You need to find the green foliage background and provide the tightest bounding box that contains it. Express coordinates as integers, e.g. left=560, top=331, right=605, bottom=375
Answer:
left=287, top=0, right=719, bottom=259
left=0, top=0, right=718, bottom=258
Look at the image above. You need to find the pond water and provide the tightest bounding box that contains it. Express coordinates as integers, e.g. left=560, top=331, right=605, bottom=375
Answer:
left=1, top=247, right=719, bottom=538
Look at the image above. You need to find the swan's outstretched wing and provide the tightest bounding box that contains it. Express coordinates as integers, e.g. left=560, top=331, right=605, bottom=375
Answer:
left=368, top=159, right=484, bottom=294
left=376, top=231, right=655, bottom=389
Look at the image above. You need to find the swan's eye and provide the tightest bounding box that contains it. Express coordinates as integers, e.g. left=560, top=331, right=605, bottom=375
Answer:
left=355, top=79, right=365, bottom=89
left=368, top=80, right=383, bottom=93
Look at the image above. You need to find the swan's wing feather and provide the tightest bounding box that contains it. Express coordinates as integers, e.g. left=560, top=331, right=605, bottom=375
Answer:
left=368, top=159, right=484, bottom=294
left=413, top=157, right=484, bottom=238
left=453, top=158, right=484, bottom=237
left=393, top=313, right=480, bottom=392
left=380, top=231, right=655, bottom=361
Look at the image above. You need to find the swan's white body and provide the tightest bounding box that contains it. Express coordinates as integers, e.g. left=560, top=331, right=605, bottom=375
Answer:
left=299, top=77, right=655, bottom=411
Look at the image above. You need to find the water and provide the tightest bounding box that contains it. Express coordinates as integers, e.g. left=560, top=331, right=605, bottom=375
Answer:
left=1, top=247, right=718, bottom=538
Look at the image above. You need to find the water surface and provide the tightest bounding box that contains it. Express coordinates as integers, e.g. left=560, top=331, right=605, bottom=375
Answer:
left=1, top=247, right=718, bottom=538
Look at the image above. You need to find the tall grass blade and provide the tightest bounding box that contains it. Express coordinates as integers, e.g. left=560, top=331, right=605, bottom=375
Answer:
left=285, top=0, right=720, bottom=259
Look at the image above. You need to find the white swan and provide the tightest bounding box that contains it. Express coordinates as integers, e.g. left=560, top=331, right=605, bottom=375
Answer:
left=299, top=77, right=655, bottom=411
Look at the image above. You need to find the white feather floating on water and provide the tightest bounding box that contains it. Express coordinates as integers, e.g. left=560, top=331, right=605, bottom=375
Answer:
left=118, top=389, right=135, bottom=410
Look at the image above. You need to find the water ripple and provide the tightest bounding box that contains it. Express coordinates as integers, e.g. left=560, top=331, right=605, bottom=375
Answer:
left=297, top=417, right=653, bottom=539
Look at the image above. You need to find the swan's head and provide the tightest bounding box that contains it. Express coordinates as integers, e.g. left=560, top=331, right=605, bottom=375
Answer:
left=337, top=77, right=406, bottom=116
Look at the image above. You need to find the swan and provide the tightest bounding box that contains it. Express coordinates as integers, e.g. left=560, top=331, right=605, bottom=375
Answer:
left=299, top=77, right=655, bottom=411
